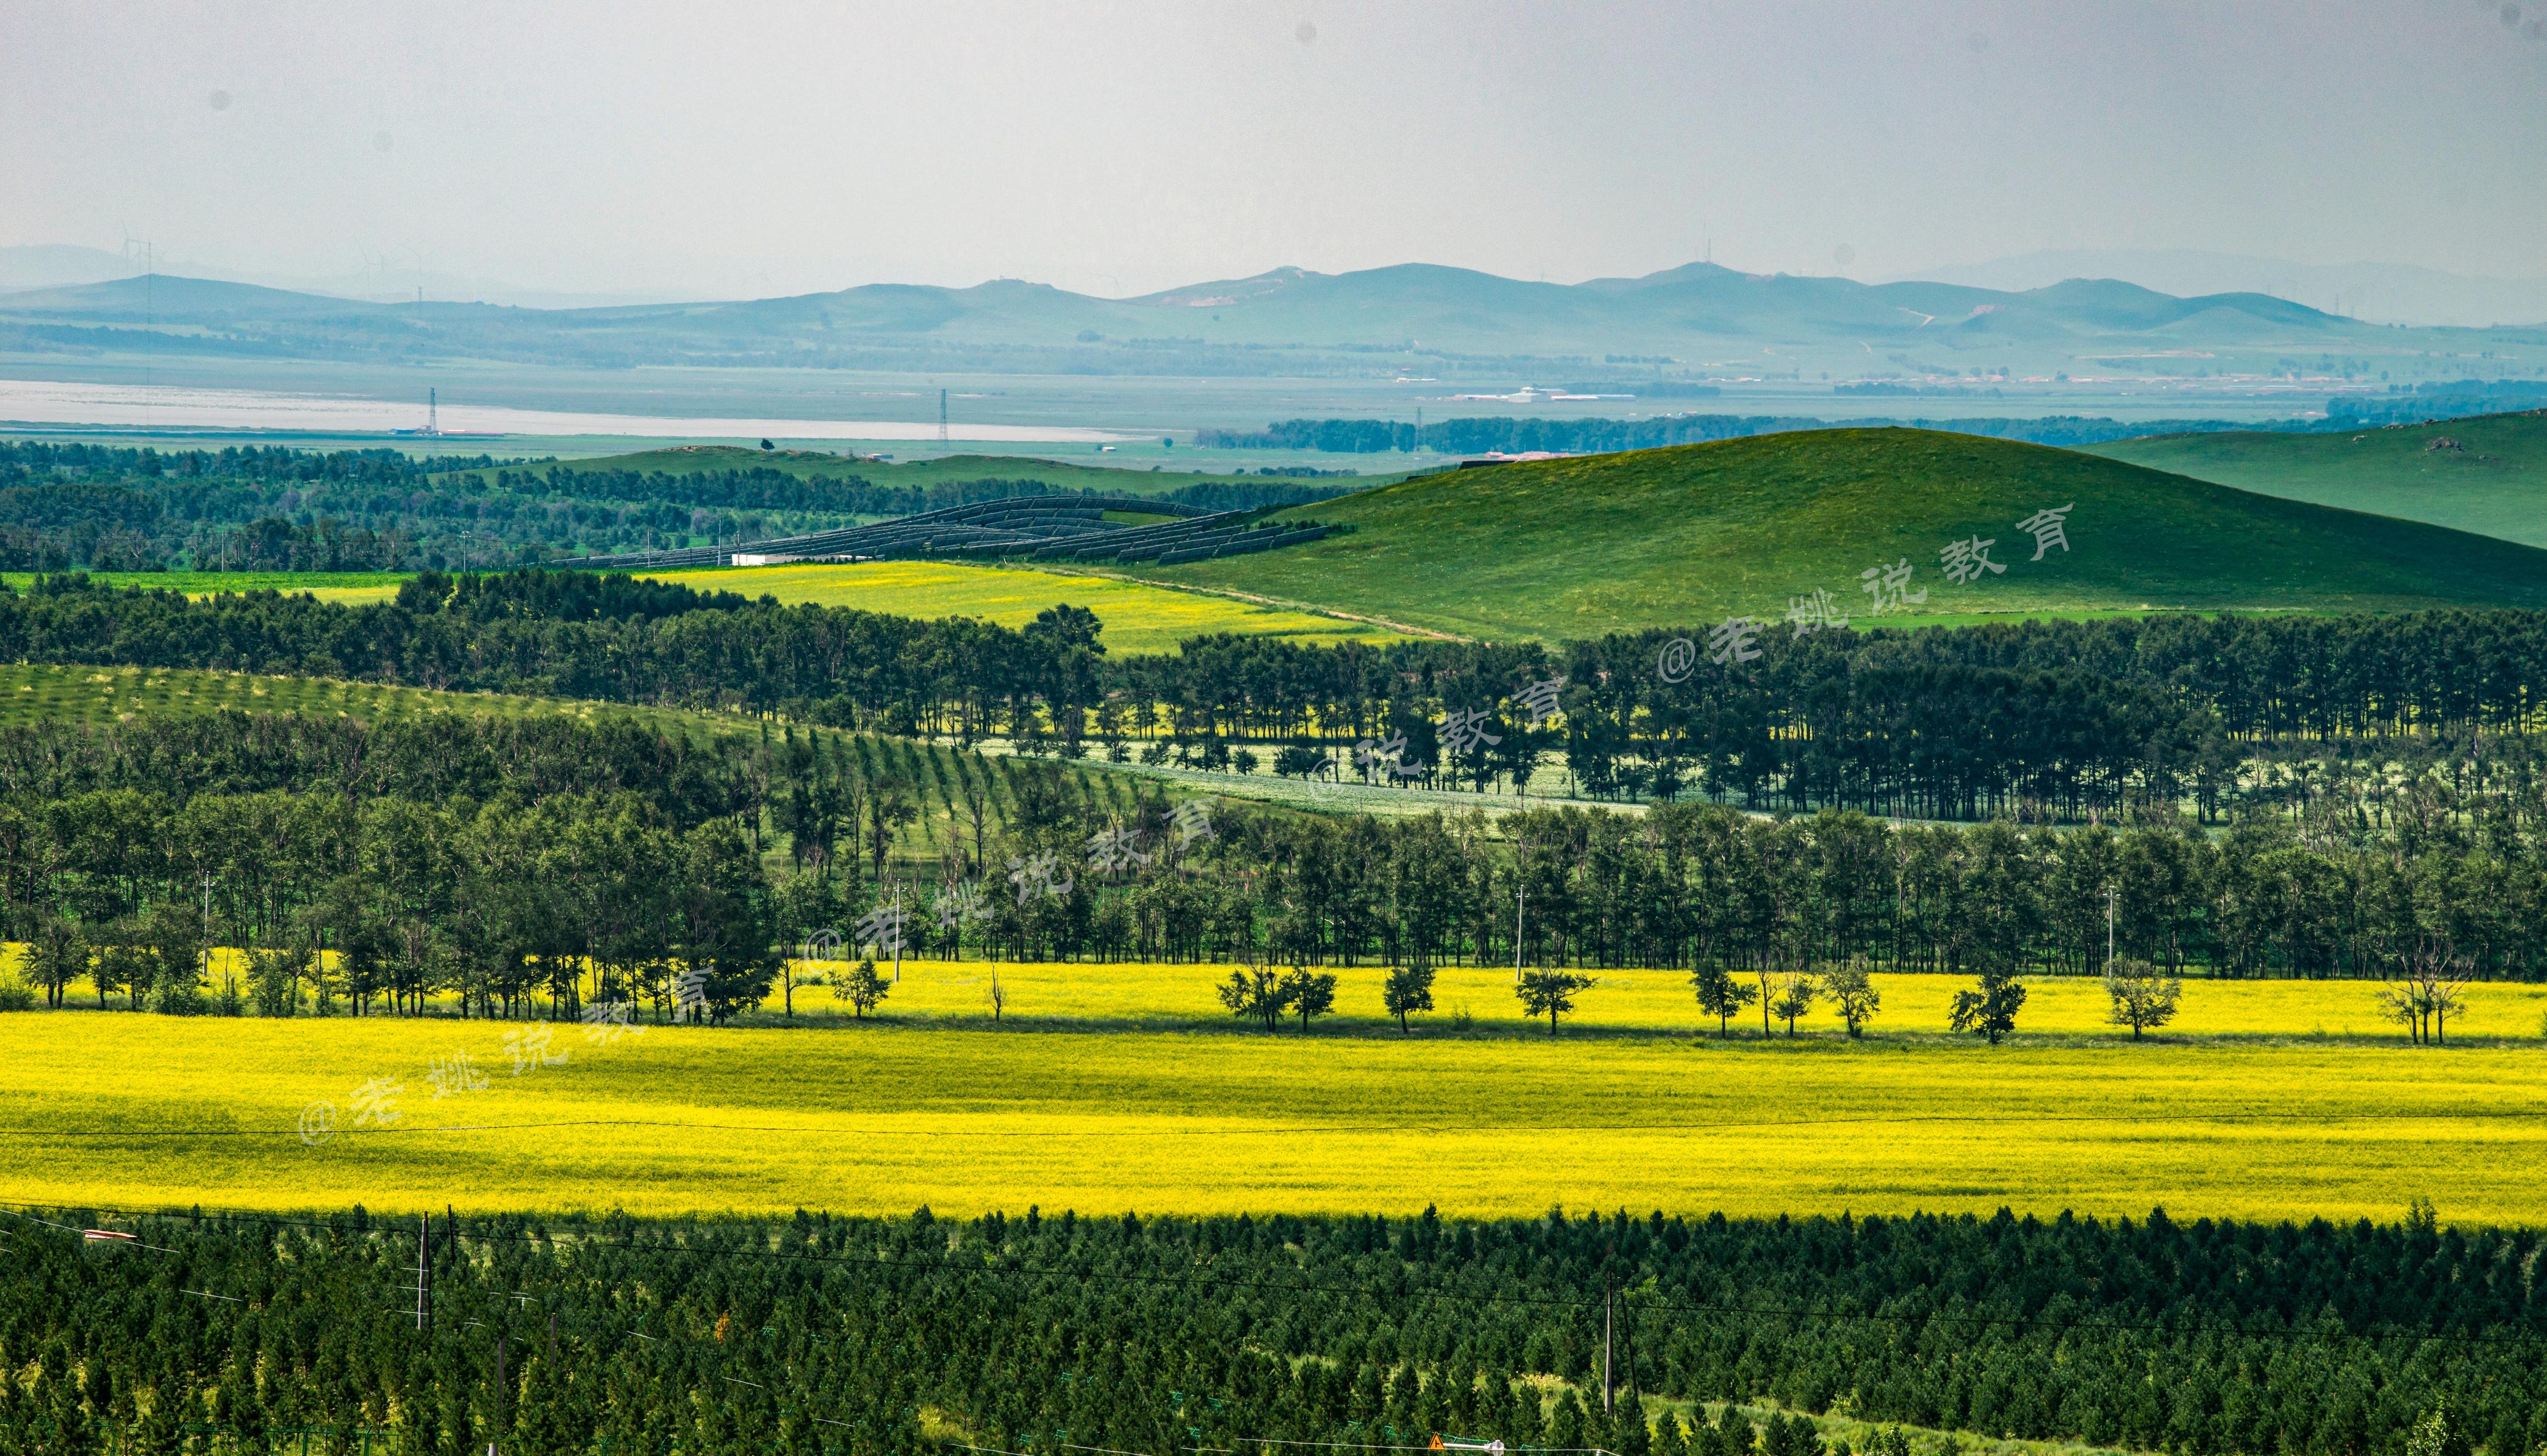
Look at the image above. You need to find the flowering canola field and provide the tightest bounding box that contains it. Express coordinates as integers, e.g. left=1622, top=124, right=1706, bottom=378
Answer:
left=4, top=967, right=2541, bottom=1226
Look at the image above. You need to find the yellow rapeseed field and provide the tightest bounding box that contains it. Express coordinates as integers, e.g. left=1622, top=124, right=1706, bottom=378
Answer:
left=2, top=965, right=2539, bottom=1225
left=784, top=959, right=2547, bottom=1040
left=641, top=560, right=1401, bottom=653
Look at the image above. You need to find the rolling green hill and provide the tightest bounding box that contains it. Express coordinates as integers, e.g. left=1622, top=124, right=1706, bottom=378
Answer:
left=2085, top=410, right=2547, bottom=547
left=1141, top=428, right=2547, bottom=640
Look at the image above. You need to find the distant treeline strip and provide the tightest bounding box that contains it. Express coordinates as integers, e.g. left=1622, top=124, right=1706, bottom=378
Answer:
left=0, top=440, right=1344, bottom=575
left=1201, top=382, right=2547, bottom=454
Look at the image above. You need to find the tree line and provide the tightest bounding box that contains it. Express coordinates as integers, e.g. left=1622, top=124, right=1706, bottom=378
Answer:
left=26, top=566, right=2547, bottom=823
left=2, top=1201, right=2530, bottom=1456
left=6, top=708, right=2546, bottom=1001
left=1193, top=410, right=2364, bottom=455
left=13, top=567, right=2547, bottom=820
left=0, top=441, right=1356, bottom=573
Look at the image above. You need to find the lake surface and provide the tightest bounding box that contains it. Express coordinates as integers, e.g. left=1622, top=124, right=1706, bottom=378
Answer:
left=0, top=378, right=1131, bottom=442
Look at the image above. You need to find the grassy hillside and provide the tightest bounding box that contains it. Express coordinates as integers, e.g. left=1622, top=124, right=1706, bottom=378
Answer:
left=2087, top=410, right=2547, bottom=546
left=1144, top=428, right=2547, bottom=640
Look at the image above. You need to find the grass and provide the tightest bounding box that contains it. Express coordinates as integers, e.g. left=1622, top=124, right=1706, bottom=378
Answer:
left=0, top=570, right=406, bottom=605
left=1141, top=428, right=2547, bottom=641
left=637, top=560, right=1404, bottom=653
left=0, top=663, right=729, bottom=738
left=1, top=995, right=2539, bottom=1223
left=2087, top=410, right=2547, bottom=547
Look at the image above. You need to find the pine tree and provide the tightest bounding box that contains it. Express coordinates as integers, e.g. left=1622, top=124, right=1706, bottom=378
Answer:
left=1613, top=1393, right=1654, bottom=1456
left=1550, top=1389, right=1588, bottom=1451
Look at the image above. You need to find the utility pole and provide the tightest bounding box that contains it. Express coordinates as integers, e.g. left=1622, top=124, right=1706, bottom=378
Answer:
left=892, top=881, right=905, bottom=983
left=493, top=1331, right=506, bottom=1456
left=2107, top=885, right=2116, bottom=971
left=1601, top=1273, right=1614, bottom=1414
left=416, top=1213, right=431, bottom=1332
left=1514, top=837, right=1532, bottom=985
left=939, top=388, right=949, bottom=443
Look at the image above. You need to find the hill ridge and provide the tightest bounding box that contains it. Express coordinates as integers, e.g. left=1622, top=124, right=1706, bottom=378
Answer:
left=1140, top=428, right=2547, bottom=640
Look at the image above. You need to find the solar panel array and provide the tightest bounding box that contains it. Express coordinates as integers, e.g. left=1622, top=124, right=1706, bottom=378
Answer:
left=563, top=495, right=1335, bottom=572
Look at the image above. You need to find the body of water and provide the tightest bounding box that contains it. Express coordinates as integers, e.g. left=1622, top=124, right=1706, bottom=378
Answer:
left=0, top=379, right=1131, bottom=443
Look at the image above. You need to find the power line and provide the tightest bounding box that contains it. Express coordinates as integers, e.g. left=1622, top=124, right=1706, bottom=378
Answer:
left=10, top=1199, right=2544, bottom=1351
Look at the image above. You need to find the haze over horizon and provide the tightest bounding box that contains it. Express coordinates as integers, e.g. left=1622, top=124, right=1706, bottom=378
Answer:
left=8, top=0, right=2544, bottom=309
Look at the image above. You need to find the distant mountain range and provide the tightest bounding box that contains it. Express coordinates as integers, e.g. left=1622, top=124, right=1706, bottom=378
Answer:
left=1899, top=249, right=2547, bottom=331
left=4, top=257, right=2540, bottom=381
left=0, top=243, right=680, bottom=310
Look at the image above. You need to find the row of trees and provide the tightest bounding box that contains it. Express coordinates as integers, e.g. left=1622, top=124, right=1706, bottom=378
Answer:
left=3, top=1203, right=2528, bottom=1455
left=8, top=707, right=2547, bottom=996
left=0, top=441, right=1350, bottom=573
left=6, top=789, right=782, bottom=1022
left=20, top=570, right=2547, bottom=823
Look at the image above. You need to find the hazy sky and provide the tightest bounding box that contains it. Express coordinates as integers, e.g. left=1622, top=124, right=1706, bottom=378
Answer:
left=9, top=0, right=2545, bottom=300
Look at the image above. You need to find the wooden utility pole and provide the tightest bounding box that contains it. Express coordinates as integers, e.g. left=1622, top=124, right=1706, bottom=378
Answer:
left=416, top=1214, right=431, bottom=1332
left=1601, top=1273, right=1614, bottom=1414
left=493, top=1333, right=506, bottom=1456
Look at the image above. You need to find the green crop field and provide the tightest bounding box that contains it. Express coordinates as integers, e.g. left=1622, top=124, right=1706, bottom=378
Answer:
left=0, top=663, right=720, bottom=736
left=0, top=986, right=2537, bottom=1222
left=0, top=570, right=407, bottom=604
left=636, top=560, right=1404, bottom=652
left=1140, top=428, right=2547, bottom=640
left=2087, top=410, right=2547, bottom=547
left=0, top=665, right=1207, bottom=867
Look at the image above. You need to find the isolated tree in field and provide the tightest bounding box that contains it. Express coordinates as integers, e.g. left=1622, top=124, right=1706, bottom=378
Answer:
left=1516, top=968, right=1594, bottom=1033
left=1382, top=963, right=1436, bottom=1031
left=1825, top=956, right=1880, bottom=1037
left=1690, top=961, right=1757, bottom=1037
left=1768, top=970, right=1820, bottom=1037
left=1217, top=967, right=1289, bottom=1032
left=2103, top=958, right=2182, bottom=1039
left=2377, top=941, right=2470, bottom=1045
left=1281, top=965, right=1337, bottom=1033
left=22, top=914, right=85, bottom=1010
left=1948, top=960, right=2027, bottom=1045
left=836, top=956, right=889, bottom=1019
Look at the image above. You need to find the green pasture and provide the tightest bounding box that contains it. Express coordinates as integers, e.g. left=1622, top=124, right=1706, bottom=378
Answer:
left=1143, top=428, right=2547, bottom=641
left=2090, top=410, right=2547, bottom=547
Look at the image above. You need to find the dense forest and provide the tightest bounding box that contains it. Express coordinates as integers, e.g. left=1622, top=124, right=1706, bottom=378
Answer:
left=2, top=1201, right=2533, bottom=1456
left=11, top=571, right=2547, bottom=823
left=0, top=443, right=1337, bottom=572
left=7, top=704, right=2547, bottom=1008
